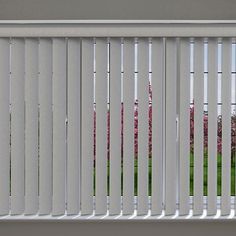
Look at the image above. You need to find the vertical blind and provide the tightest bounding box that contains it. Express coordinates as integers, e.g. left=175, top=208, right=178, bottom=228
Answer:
left=0, top=36, right=235, bottom=218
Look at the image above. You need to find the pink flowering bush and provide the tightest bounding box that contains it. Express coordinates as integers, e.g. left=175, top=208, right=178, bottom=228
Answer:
left=190, top=105, right=236, bottom=156
left=94, top=85, right=236, bottom=159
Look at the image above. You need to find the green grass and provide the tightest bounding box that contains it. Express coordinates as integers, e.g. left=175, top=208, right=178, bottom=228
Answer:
left=93, top=153, right=236, bottom=196
left=190, top=152, right=235, bottom=196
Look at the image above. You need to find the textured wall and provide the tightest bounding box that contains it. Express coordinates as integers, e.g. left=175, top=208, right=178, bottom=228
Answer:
left=0, top=0, right=236, bottom=20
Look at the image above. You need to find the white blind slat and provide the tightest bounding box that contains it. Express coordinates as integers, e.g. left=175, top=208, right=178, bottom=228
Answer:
left=10, top=38, right=25, bottom=215
left=0, top=38, right=10, bottom=215
left=123, top=38, right=135, bottom=215
left=52, top=38, right=67, bottom=216
left=151, top=38, right=164, bottom=215
left=109, top=38, right=122, bottom=215
left=95, top=38, right=108, bottom=215
left=207, top=38, right=218, bottom=215
left=221, top=38, right=232, bottom=215
left=165, top=38, right=177, bottom=215
left=81, top=38, right=94, bottom=215
left=67, top=38, right=81, bottom=215
left=25, top=38, right=39, bottom=214
left=137, top=38, right=149, bottom=215
left=193, top=38, right=204, bottom=215
left=39, top=39, right=53, bottom=215
left=179, top=38, right=190, bottom=215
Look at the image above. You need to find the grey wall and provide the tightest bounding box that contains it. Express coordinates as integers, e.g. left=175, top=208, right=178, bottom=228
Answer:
left=0, top=0, right=236, bottom=20
left=0, top=221, right=236, bottom=236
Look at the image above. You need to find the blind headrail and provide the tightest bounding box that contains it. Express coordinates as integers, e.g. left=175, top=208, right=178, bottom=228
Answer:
left=1, top=20, right=236, bottom=37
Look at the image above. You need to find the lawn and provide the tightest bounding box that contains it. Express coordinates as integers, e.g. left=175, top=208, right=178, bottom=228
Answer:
left=94, top=153, right=236, bottom=196
left=190, top=152, right=235, bottom=196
